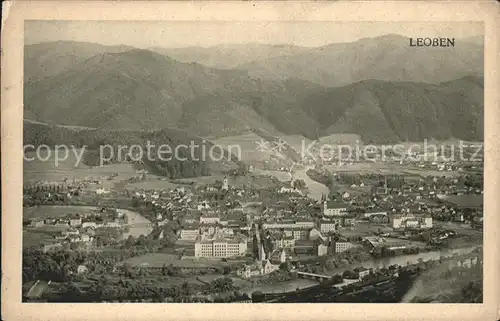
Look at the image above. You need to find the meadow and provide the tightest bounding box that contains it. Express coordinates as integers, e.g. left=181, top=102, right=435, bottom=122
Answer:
left=24, top=149, right=139, bottom=183
left=23, top=205, right=98, bottom=220
left=120, top=253, right=229, bottom=269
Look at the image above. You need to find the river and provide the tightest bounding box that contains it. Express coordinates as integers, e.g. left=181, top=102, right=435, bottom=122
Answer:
left=293, top=168, right=330, bottom=202
left=25, top=205, right=153, bottom=240
left=119, top=208, right=153, bottom=240
left=242, top=246, right=479, bottom=297
left=322, top=246, right=479, bottom=276
left=254, top=168, right=329, bottom=202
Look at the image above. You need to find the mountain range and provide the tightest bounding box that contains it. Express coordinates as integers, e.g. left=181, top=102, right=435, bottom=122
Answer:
left=24, top=34, right=484, bottom=144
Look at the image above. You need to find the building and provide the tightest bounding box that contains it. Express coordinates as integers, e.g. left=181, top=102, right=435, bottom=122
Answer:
left=294, top=240, right=315, bottom=255
left=324, top=216, right=343, bottom=226
left=80, top=234, right=93, bottom=243
left=42, top=243, right=63, bottom=253
left=54, top=220, right=70, bottom=228
left=369, top=214, right=389, bottom=224
left=358, top=268, right=370, bottom=280
left=390, top=214, right=432, bottom=229
left=320, top=221, right=336, bottom=234
left=82, top=222, right=97, bottom=229
left=194, top=236, right=247, bottom=258
left=314, top=238, right=329, bottom=256
left=272, top=237, right=295, bottom=249
left=44, top=218, right=56, bottom=225
left=77, top=265, right=88, bottom=274
left=29, top=220, right=45, bottom=228
left=199, top=215, right=220, bottom=225
left=363, top=211, right=388, bottom=219
left=240, top=265, right=262, bottom=279
left=322, top=201, right=348, bottom=216
left=263, top=221, right=313, bottom=230
left=200, top=223, right=220, bottom=236
left=95, top=188, right=110, bottom=195
left=295, top=221, right=315, bottom=228
left=180, top=225, right=200, bottom=241
left=222, top=177, right=229, bottom=190
left=262, top=259, right=280, bottom=274
left=62, top=228, right=80, bottom=237
left=309, top=228, right=323, bottom=241
left=332, top=241, right=353, bottom=253
left=69, top=217, right=82, bottom=227
left=292, top=228, right=310, bottom=241
left=343, top=216, right=357, bottom=226
left=269, top=249, right=288, bottom=264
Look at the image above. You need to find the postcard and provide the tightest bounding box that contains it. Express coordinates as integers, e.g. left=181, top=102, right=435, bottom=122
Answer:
left=2, top=1, right=499, bottom=320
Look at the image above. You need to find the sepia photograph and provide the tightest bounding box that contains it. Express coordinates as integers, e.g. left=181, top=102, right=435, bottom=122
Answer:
left=20, top=19, right=486, bottom=304
left=2, top=1, right=499, bottom=321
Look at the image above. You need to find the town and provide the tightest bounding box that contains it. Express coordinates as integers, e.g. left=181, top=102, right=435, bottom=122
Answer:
left=22, top=143, right=484, bottom=303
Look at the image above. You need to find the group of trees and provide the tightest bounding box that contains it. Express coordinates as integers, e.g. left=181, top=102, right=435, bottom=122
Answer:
left=24, top=122, right=215, bottom=179
left=306, top=169, right=335, bottom=189
left=55, top=275, right=246, bottom=303
left=23, top=184, right=80, bottom=206
left=121, top=224, right=178, bottom=252
left=202, top=276, right=237, bottom=294
left=23, top=238, right=175, bottom=284
left=316, top=249, right=372, bottom=272
left=255, top=270, right=295, bottom=285
left=23, top=248, right=88, bottom=283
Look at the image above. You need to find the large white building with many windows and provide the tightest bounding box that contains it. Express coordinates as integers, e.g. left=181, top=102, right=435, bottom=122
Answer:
left=320, top=221, right=337, bottom=234
left=390, top=214, right=432, bottom=229
left=194, top=236, right=247, bottom=258
left=322, top=201, right=349, bottom=216
left=332, top=241, right=353, bottom=253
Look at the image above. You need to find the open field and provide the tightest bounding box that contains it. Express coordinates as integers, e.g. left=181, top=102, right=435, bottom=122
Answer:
left=324, top=163, right=459, bottom=177
left=437, top=195, right=483, bottom=208
left=124, top=177, right=182, bottom=190
left=212, top=132, right=287, bottom=163
left=332, top=184, right=372, bottom=195
left=278, top=134, right=312, bottom=154
left=120, top=253, right=230, bottom=269
left=24, top=149, right=139, bottom=183
left=176, top=173, right=279, bottom=190
left=317, top=133, right=364, bottom=146
left=23, top=229, right=61, bottom=248
left=23, top=205, right=97, bottom=220
left=252, top=169, right=291, bottom=182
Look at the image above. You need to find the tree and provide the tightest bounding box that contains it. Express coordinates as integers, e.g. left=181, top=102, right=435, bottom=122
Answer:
left=125, top=235, right=135, bottom=247
left=325, top=259, right=336, bottom=271
left=181, top=281, right=192, bottom=296
left=342, top=269, right=358, bottom=279
left=123, top=262, right=134, bottom=278
left=279, top=262, right=291, bottom=272
left=222, top=266, right=232, bottom=275
left=65, top=282, right=83, bottom=301
left=293, top=179, right=306, bottom=190
left=331, top=274, right=343, bottom=284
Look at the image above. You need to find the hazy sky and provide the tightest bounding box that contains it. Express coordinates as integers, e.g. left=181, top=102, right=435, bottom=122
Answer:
left=25, top=21, right=484, bottom=48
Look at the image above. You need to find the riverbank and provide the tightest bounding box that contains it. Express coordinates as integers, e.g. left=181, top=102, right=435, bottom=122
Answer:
left=323, top=246, right=478, bottom=276
left=246, top=246, right=480, bottom=297
left=254, top=168, right=329, bottom=202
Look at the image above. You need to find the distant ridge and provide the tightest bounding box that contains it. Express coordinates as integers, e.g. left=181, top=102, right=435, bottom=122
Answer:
left=24, top=35, right=484, bottom=144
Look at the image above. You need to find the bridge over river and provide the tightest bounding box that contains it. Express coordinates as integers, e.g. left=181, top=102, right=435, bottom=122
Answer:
left=296, top=271, right=332, bottom=281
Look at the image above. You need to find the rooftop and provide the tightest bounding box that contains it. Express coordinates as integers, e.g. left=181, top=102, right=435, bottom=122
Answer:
left=325, top=201, right=349, bottom=209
